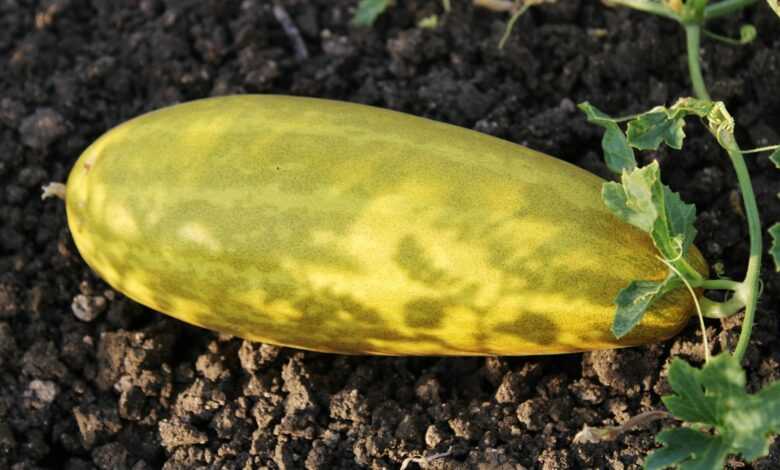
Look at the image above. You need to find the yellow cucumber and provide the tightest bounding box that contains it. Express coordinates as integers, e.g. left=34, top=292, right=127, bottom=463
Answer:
left=65, top=95, right=706, bottom=356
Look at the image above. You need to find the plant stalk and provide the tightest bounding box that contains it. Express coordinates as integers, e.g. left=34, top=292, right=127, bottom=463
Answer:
left=700, top=279, right=741, bottom=290
left=741, top=144, right=780, bottom=154
left=700, top=295, right=746, bottom=318
left=722, top=138, right=763, bottom=363
left=685, top=24, right=711, bottom=101
left=704, top=0, right=758, bottom=20
left=498, top=4, right=533, bottom=49
left=669, top=258, right=706, bottom=286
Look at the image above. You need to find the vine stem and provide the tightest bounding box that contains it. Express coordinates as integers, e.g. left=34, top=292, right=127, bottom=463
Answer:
left=498, top=3, right=533, bottom=49
left=700, top=279, right=741, bottom=290
left=741, top=144, right=780, bottom=154
left=685, top=24, right=711, bottom=101
left=700, top=296, right=746, bottom=318
left=721, top=137, right=763, bottom=363
left=704, top=0, right=759, bottom=20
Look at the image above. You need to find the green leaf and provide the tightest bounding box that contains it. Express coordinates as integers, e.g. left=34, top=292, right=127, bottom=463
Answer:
left=721, top=376, right=780, bottom=460
left=699, top=353, right=745, bottom=396
left=699, top=354, right=745, bottom=427
left=679, top=435, right=730, bottom=470
left=578, top=102, right=637, bottom=173
left=669, top=97, right=714, bottom=119
left=601, top=162, right=660, bottom=233
left=656, top=186, right=698, bottom=259
left=725, top=394, right=776, bottom=460
left=627, top=111, right=687, bottom=150
left=619, top=98, right=734, bottom=150
left=351, top=0, right=391, bottom=27
left=654, top=355, right=780, bottom=468
left=663, top=359, right=718, bottom=423
left=770, top=224, right=780, bottom=272
left=644, top=428, right=717, bottom=470
left=604, top=163, right=699, bottom=340
left=758, top=381, right=780, bottom=429
left=612, top=275, right=680, bottom=338
left=588, top=100, right=702, bottom=269
left=578, top=98, right=730, bottom=172
left=601, top=162, right=697, bottom=261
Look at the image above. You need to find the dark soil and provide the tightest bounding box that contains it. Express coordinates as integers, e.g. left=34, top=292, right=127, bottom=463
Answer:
left=1, top=1, right=779, bottom=469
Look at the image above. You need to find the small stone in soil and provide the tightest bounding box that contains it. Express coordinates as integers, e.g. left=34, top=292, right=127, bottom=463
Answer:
left=72, top=294, right=108, bottom=322
left=19, top=108, right=68, bottom=150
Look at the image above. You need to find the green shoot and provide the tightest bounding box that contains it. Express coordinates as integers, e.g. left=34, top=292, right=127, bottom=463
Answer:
left=579, top=97, right=780, bottom=469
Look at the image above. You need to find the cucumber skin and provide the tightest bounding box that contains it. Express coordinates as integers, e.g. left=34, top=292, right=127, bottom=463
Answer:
left=66, top=95, right=706, bottom=356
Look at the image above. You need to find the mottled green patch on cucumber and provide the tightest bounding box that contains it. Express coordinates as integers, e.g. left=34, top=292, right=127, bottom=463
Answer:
left=403, top=298, right=447, bottom=329
left=395, top=235, right=456, bottom=289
